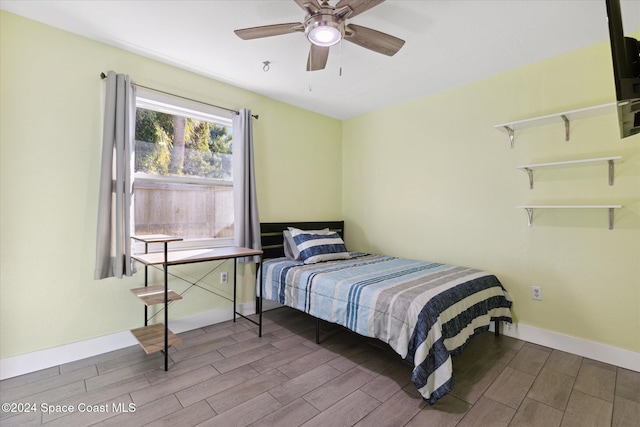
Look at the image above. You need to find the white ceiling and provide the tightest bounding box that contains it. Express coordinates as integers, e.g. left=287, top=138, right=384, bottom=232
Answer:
left=2, top=0, right=639, bottom=120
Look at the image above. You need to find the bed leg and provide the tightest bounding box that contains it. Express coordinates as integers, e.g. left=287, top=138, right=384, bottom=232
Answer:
left=494, top=319, right=500, bottom=337
left=316, top=318, right=320, bottom=344
left=258, top=295, right=263, bottom=337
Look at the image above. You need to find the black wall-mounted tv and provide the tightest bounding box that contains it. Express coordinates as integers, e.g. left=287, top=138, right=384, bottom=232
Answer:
left=606, top=0, right=640, bottom=138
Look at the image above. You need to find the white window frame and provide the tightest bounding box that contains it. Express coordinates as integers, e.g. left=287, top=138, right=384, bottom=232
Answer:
left=133, top=89, right=235, bottom=253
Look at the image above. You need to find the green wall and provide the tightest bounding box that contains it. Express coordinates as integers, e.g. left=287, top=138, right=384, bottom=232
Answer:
left=0, top=11, right=342, bottom=359
left=342, top=36, right=640, bottom=353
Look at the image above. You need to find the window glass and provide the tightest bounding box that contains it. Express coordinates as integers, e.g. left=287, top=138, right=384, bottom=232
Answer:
left=134, top=94, right=234, bottom=247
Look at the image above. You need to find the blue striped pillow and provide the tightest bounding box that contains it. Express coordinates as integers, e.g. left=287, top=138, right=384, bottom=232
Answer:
left=291, top=231, right=350, bottom=264
left=284, top=228, right=330, bottom=260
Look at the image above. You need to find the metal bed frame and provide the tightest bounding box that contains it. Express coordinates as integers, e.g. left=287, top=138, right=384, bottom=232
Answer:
left=258, top=220, right=503, bottom=343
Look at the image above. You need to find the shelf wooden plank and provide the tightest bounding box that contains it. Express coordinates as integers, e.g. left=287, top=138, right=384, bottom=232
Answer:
left=130, top=323, right=182, bottom=355
left=515, top=205, right=622, bottom=229
left=131, top=285, right=183, bottom=306
left=494, top=102, right=617, bottom=147
left=516, top=156, right=622, bottom=188
left=516, top=156, right=622, bottom=171
left=495, top=103, right=616, bottom=131
left=132, top=246, right=263, bottom=266
left=516, top=205, right=622, bottom=209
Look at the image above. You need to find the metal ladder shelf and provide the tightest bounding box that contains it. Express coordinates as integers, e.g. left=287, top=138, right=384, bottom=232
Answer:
left=131, top=234, right=183, bottom=370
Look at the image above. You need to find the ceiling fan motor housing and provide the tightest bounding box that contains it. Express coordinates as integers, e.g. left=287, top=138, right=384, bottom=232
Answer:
left=305, top=13, right=344, bottom=46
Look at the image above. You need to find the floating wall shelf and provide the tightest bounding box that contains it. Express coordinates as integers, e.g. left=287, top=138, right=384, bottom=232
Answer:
left=516, top=156, right=622, bottom=189
left=515, top=205, right=622, bottom=230
left=495, top=103, right=617, bottom=148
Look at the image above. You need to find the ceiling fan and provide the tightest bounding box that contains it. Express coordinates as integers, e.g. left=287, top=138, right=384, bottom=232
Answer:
left=234, top=0, right=405, bottom=71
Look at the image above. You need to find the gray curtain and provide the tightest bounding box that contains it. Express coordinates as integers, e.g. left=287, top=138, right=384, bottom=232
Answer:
left=94, top=71, right=137, bottom=279
left=232, top=109, right=261, bottom=263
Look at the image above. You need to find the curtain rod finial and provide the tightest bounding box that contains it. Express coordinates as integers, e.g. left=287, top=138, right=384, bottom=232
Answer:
left=100, top=72, right=107, bottom=79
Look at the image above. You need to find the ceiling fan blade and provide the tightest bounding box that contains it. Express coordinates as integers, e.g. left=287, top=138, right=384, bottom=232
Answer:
left=344, top=24, right=405, bottom=56
left=307, top=44, right=330, bottom=71
left=293, top=0, right=322, bottom=15
left=234, top=23, right=303, bottom=40
left=335, top=0, right=385, bottom=18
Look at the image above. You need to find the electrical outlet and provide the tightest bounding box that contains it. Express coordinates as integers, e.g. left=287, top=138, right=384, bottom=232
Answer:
left=220, top=272, right=228, bottom=284
left=531, top=286, right=542, bottom=300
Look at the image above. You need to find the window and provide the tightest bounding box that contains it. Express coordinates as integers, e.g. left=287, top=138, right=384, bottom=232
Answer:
left=134, top=90, right=234, bottom=250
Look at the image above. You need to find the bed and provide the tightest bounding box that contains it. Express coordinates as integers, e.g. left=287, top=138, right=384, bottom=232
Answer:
left=258, top=221, right=513, bottom=404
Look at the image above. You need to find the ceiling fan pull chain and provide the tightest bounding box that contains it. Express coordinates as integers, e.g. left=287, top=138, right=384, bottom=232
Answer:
left=339, top=39, right=343, bottom=76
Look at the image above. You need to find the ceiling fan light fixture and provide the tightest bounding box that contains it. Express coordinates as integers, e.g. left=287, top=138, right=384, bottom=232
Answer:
left=309, top=25, right=341, bottom=46
left=306, top=14, right=343, bottom=47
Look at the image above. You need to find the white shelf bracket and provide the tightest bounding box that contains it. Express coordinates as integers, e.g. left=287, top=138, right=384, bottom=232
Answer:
left=608, top=160, right=615, bottom=186
left=525, top=168, right=534, bottom=189
left=503, top=126, right=515, bottom=148
left=560, top=115, right=570, bottom=141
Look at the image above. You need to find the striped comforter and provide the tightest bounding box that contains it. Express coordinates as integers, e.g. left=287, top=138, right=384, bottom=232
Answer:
left=261, top=253, right=512, bottom=404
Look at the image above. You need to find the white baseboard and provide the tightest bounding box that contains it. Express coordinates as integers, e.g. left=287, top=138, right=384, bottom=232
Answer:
left=2, top=312, right=637, bottom=381
left=0, top=301, right=259, bottom=381
left=493, top=321, right=639, bottom=372
left=0, top=331, right=140, bottom=381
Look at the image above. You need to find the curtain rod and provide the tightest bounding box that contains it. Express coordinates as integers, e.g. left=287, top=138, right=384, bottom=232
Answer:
left=100, top=72, right=258, bottom=119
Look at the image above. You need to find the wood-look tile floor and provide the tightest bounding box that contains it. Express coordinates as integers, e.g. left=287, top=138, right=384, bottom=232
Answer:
left=1, top=307, right=639, bottom=426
